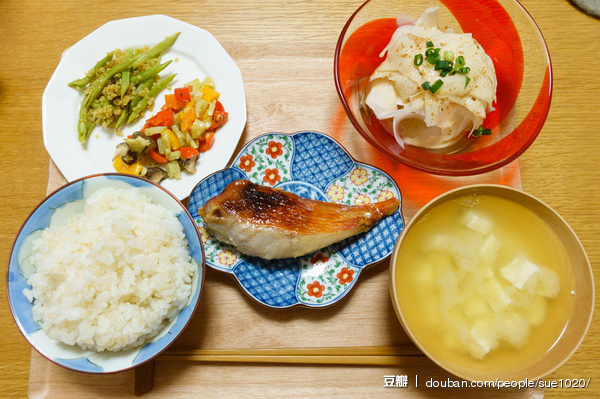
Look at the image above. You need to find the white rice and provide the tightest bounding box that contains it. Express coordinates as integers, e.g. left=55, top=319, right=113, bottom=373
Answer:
left=23, top=187, right=196, bottom=352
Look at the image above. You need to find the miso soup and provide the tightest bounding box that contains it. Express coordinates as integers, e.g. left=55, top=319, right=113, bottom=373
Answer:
left=394, top=194, right=574, bottom=376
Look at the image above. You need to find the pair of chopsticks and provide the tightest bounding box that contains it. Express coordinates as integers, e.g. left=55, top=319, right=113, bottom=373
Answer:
left=160, top=346, right=427, bottom=366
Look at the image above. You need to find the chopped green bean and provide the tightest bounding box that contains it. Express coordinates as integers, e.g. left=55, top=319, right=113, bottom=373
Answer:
left=69, top=33, right=179, bottom=142
left=130, top=60, right=172, bottom=85
left=120, top=49, right=133, bottom=97
left=134, top=32, right=180, bottom=65
left=130, top=78, right=157, bottom=110
left=115, top=104, right=130, bottom=131
left=68, top=51, right=115, bottom=88
left=128, top=74, right=176, bottom=123
left=78, top=93, right=92, bottom=143
left=83, top=52, right=136, bottom=108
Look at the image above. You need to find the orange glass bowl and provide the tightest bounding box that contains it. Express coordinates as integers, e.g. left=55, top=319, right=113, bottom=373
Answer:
left=334, top=0, right=552, bottom=175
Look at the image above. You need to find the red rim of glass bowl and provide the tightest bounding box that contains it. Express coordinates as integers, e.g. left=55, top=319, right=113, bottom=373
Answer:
left=334, top=0, right=553, bottom=176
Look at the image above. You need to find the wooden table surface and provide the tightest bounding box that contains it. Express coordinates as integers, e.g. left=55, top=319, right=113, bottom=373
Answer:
left=1, top=0, right=599, bottom=397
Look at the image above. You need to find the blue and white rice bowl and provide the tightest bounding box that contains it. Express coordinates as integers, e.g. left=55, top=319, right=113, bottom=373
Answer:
left=7, top=174, right=204, bottom=373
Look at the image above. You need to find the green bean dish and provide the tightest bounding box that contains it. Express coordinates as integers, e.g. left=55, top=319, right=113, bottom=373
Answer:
left=68, top=33, right=179, bottom=143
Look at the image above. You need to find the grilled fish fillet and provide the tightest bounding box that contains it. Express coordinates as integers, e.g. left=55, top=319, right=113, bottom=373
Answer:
left=197, top=180, right=400, bottom=259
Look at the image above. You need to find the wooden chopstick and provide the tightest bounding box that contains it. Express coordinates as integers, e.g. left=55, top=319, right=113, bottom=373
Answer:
left=160, top=346, right=427, bottom=366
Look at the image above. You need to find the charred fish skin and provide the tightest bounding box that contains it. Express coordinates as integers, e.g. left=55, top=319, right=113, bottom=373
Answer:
left=198, top=180, right=400, bottom=259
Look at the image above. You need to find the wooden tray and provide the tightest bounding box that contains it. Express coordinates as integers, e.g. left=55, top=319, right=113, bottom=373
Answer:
left=30, top=18, right=529, bottom=395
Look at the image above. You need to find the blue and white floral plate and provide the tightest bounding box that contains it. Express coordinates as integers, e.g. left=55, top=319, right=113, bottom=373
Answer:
left=188, top=131, right=404, bottom=308
left=7, top=174, right=204, bottom=373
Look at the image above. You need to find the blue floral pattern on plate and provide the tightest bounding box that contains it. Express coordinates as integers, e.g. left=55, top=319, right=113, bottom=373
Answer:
left=188, top=131, right=404, bottom=308
left=7, top=174, right=204, bottom=373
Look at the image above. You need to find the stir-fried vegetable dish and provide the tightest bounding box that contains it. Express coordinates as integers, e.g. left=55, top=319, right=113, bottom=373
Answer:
left=112, top=78, right=229, bottom=183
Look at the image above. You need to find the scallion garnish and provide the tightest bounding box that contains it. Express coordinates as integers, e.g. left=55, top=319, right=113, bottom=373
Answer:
left=426, top=55, right=438, bottom=65
left=449, top=55, right=467, bottom=75
left=429, top=79, right=444, bottom=94
left=434, top=60, right=453, bottom=71
left=426, top=49, right=441, bottom=65
left=414, top=54, right=424, bottom=66
left=415, top=46, right=469, bottom=83
left=472, top=126, right=492, bottom=137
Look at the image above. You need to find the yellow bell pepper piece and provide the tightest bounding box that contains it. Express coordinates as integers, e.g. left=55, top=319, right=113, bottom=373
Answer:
left=200, top=86, right=220, bottom=103
left=113, top=157, right=142, bottom=175
left=180, top=104, right=197, bottom=133
left=165, top=128, right=181, bottom=150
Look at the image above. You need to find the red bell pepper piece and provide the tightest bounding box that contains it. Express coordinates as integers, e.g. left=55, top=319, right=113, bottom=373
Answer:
left=209, top=101, right=228, bottom=131
left=149, top=147, right=168, bottom=164
left=162, top=94, right=185, bottom=111
left=175, top=86, right=192, bottom=103
left=144, top=108, right=174, bottom=128
left=198, top=131, right=215, bottom=153
left=179, top=146, right=199, bottom=159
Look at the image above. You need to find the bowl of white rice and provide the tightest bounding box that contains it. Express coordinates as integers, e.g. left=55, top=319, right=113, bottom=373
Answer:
left=7, top=173, right=204, bottom=373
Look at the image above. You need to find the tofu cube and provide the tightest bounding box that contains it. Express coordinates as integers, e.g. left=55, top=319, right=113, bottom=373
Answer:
left=461, top=211, right=493, bottom=235
left=479, top=235, right=502, bottom=264
left=422, top=234, right=452, bottom=252
left=536, top=267, right=561, bottom=298
left=527, top=296, right=548, bottom=327
left=469, top=320, right=499, bottom=359
left=501, top=257, right=540, bottom=289
left=482, top=279, right=512, bottom=312
left=496, top=313, right=530, bottom=349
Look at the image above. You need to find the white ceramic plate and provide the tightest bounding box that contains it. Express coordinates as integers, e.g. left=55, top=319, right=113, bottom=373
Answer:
left=42, top=15, right=247, bottom=200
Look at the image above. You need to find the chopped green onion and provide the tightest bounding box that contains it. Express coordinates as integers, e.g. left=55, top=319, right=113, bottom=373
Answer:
left=421, top=81, right=431, bottom=90
left=464, top=76, right=471, bottom=88
left=414, top=54, right=424, bottom=66
left=472, top=126, right=491, bottom=137
left=426, top=40, right=434, bottom=47
left=443, top=51, right=455, bottom=61
left=426, top=55, right=439, bottom=65
left=429, top=79, right=444, bottom=94
left=440, top=70, right=448, bottom=77
left=426, top=48, right=441, bottom=65
left=449, top=55, right=467, bottom=75
left=434, top=60, right=452, bottom=71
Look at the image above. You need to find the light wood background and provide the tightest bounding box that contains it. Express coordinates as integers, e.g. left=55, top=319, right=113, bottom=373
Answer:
left=1, top=0, right=599, bottom=397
